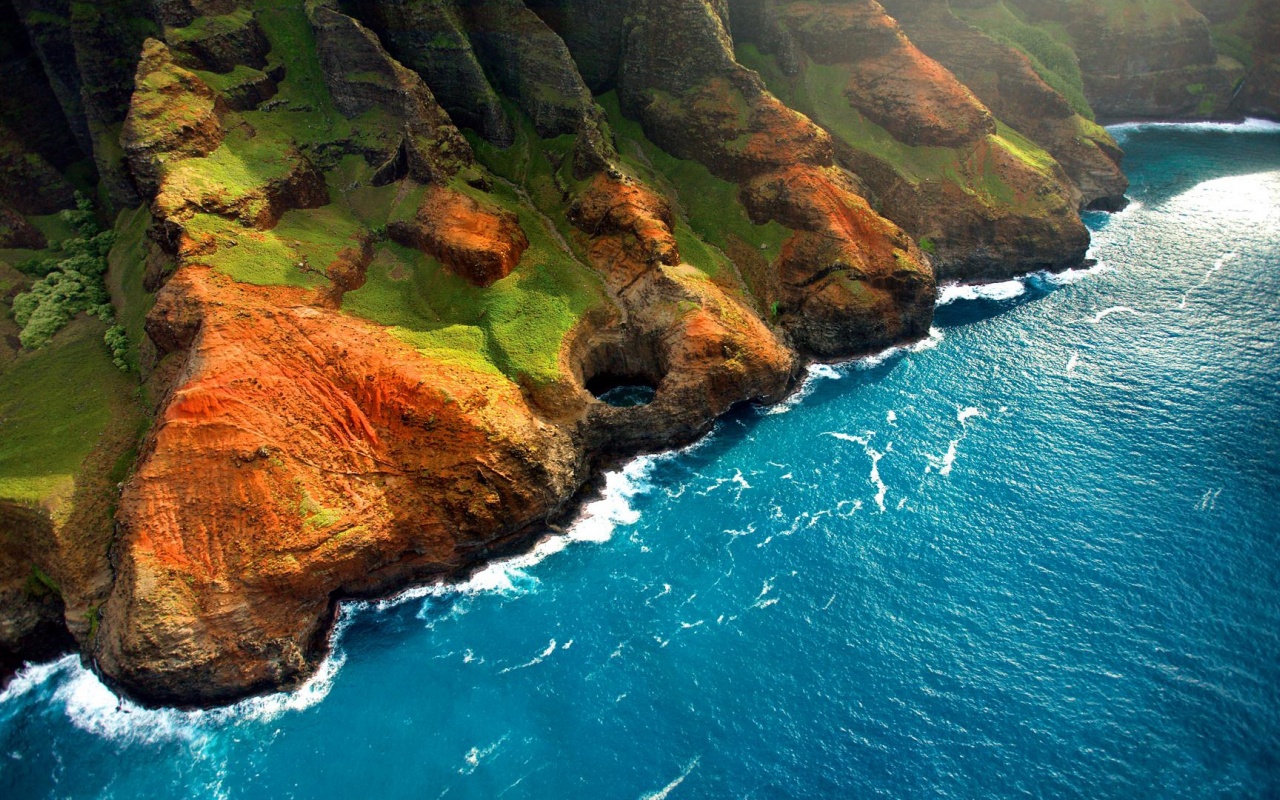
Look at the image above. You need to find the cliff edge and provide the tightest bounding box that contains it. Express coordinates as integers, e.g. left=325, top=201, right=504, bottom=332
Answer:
left=0, top=0, right=1274, bottom=706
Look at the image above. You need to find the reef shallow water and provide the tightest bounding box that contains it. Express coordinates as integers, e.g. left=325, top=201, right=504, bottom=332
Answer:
left=2, top=124, right=1279, bottom=799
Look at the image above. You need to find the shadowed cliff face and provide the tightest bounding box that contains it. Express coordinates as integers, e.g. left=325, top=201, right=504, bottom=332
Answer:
left=729, top=0, right=1091, bottom=280
left=0, top=0, right=1274, bottom=704
left=1005, top=0, right=1245, bottom=119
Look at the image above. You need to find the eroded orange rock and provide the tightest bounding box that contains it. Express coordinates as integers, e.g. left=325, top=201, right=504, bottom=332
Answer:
left=96, top=266, right=582, bottom=705
left=389, top=186, right=529, bottom=286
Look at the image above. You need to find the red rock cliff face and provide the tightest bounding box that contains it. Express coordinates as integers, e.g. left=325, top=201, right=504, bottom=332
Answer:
left=615, top=0, right=936, bottom=356
left=729, top=0, right=1091, bottom=280
left=14, top=0, right=1271, bottom=705
left=879, top=0, right=1129, bottom=210
left=97, top=269, right=586, bottom=704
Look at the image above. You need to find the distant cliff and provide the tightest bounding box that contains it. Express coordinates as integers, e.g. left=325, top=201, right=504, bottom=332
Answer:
left=0, top=0, right=1274, bottom=706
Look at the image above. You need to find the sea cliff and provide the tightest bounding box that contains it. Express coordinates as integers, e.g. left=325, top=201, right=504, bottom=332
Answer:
left=0, top=0, right=1275, bottom=706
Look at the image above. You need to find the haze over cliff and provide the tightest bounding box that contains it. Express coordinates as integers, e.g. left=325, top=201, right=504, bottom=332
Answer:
left=0, top=0, right=1275, bottom=706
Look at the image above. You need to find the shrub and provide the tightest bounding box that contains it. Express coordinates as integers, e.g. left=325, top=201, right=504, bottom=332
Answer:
left=104, top=324, right=131, bottom=372
left=10, top=193, right=118, bottom=350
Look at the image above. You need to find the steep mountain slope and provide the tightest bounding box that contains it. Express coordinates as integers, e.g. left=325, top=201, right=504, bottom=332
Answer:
left=0, top=0, right=1274, bottom=705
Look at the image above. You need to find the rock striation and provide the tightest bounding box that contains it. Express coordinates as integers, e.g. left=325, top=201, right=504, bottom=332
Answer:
left=0, top=0, right=1275, bottom=705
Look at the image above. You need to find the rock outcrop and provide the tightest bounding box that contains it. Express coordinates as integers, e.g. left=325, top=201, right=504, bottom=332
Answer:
left=880, top=0, right=1129, bottom=209
left=1, top=0, right=1276, bottom=705
left=388, top=186, right=529, bottom=286
left=1006, top=0, right=1245, bottom=119
left=731, top=0, right=1090, bottom=280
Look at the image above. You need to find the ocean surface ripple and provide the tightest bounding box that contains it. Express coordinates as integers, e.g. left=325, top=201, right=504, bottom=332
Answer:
left=3, top=124, right=1279, bottom=799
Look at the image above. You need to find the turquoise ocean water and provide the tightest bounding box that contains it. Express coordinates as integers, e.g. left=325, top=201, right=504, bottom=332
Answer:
left=2, top=123, right=1279, bottom=799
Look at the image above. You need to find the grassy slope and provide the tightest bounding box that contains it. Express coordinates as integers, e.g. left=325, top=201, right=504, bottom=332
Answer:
left=0, top=316, right=139, bottom=505
left=737, top=45, right=1063, bottom=214
left=343, top=115, right=609, bottom=385
left=0, top=202, right=149, bottom=507
left=105, top=206, right=154, bottom=371
left=594, top=91, right=790, bottom=306
left=952, top=0, right=1096, bottom=120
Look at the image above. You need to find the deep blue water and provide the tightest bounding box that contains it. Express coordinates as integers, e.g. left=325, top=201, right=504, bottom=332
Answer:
left=3, top=123, right=1280, bottom=799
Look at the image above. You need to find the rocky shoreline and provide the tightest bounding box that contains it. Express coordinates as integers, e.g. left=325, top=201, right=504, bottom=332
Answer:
left=0, top=0, right=1276, bottom=708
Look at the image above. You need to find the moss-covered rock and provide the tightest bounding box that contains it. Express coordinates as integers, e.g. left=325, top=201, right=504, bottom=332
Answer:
left=121, top=38, right=226, bottom=195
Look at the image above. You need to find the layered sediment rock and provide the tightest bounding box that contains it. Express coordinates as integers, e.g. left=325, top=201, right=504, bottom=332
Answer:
left=2, top=0, right=1275, bottom=705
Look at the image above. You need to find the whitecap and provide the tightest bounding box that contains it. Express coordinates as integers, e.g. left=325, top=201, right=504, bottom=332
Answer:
left=1066, top=353, right=1080, bottom=375
left=938, top=440, right=959, bottom=476
left=824, top=431, right=872, bottom=446
left=937, top=279, right=1027, bottom=305
left=498, top=640, right=557, bottom=674
left=1109, top=117, right=1280, bottom=143
left=641, top=758, right=701, bottom=800
left=957, top=406, right=984, bottom=425
left=1077, top=306, right=1146, bottom=324
left=1180, top=251, right=1238, bottom=308
left=868, top=447, right=888, bottom=512
left=460, top=733, right=509, bottom=776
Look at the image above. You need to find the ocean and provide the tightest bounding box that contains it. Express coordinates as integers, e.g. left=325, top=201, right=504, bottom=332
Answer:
left=2, top=121, right=1279, bottom=799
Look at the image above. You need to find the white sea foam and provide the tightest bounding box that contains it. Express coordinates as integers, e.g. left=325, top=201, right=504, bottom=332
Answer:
left=1109, top=117, right=1280, bottom=143
left=1181, top=251, right=1237, bottom=308
left=868, top=446, right=888, bottom=512
left=854, top=326, right=944, bottom=369
left=460, top=733, right=509, bottom=775
left=374, top=455, right=659, bottom=611
left=0, top=657, right=69, bottom=705
left=937, top=440, right=959, bottom=476
left=763, top=363, right=843, bottom=415
left=928, top=406, right=986, bottom=477
left=886, top=410, right=897, bottom=425
left=824, top=431, right=872, bottom=446
left=1077, top=306, right=1147, bottom=324
left=4, top=614, right=353, bottom=748
left=957, top=406, right=984, bottom=425
left=937, top=279, right=1027, bottom=305
left=1039, top=258, right=1114, bottom=286
left=641, top=758, right=701, bottom=800
left=1196, top=487, right=1223, bottom=511
left=1066, top=353, right=1081, bottom=375
left=499, top=640, right=557, bottom=674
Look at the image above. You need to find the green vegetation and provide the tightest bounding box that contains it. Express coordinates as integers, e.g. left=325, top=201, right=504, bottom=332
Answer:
left=342, top=177, right=607, bottom=385
left=1203, top=0, right=1256, bottom=67
left=992, top=121, right=1057, bottom=173
left=184, top=205, right=364, bottom=287
left=953, top=1, right=1096, bottom=120
left=27, top=564, right=60, bottom=596
left=596, top=90, right=791, bottom=286
left=739, top=46, right=1060, bottom=213
left=10, top=195, right=116, bottom=351
left=194, top=64, right=271, bottom=94
left=164, top=8, right=254, bottom=44
left=919, top=237, right=936, bottom=254
left=0, top=316, right=138, bottom=503
left=104, top=206, right=154, bottom=372
left=158, top=127, right=302, bottom=218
